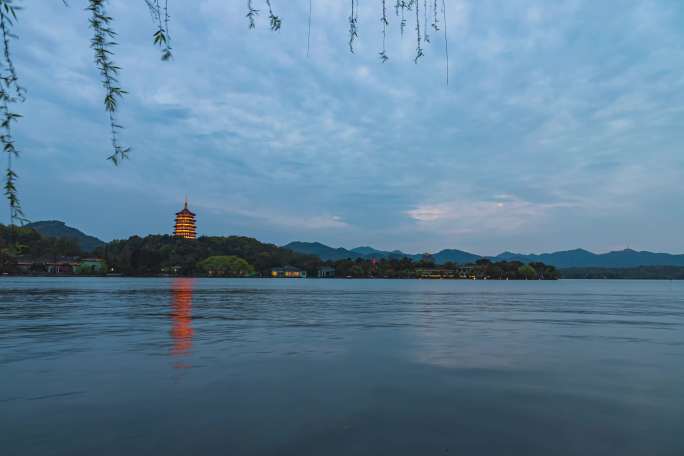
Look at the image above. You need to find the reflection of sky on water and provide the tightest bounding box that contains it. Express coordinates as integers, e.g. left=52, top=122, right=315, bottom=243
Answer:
left=1, top=278, right=683, bottom=455
left=407, top=291, right=529, bottom=370
left=408, top=285, right=684, bottom=374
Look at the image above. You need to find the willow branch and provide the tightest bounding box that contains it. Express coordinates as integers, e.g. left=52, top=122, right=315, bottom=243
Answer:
left=414, top=0, right=423, bottom=62
left=88, top=0, right=130, bottom=165
left=265, top=0, right=281, bottom=31
left=348, top=0, right=358, bottom=53
left=246, top=0, right=258, bottom=29
left=144, top=0, right=172, bottom=60
left=442, top=0, right=449, bottom=84
left=379, top=0, right=389, bottom=62
left=0, top=0, right=26, bottom=224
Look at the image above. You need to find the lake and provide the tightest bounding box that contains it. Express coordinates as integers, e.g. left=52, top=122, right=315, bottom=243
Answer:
left=1, top=277, right=683, bottom=455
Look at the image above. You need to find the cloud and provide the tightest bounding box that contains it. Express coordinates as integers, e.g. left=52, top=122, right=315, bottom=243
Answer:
left=406, top=195, right=574, bottom=236
left=5, top=0, right=684, bottom=254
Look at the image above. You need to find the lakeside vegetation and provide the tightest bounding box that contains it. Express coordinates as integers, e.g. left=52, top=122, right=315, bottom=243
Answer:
left=97, top=234, right=561, bottom=279
left=1, top=224, right=83, bottom=272
left=6, top=223, right=682, bottom=280
left=197, top=256, right=256, bottom=277
left=101, top=234, right=318, bottom=276
left=1, top=224, right=558, bottom=279
left=330, top=257, right=560, bottom=280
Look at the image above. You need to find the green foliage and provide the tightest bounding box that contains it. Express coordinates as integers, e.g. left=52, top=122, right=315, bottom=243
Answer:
left=0, top=223, right=82, bottom=259
left=3, top=166, right=23, bottom=223
left=330, top=257, right=558, bottom=280
left=101, top=234, right=319, bottom=276
left=0, top=245, right=16, bottom=272
left=76, top=259, right=107, bottom=274
left=145, top=0, right=172, bottom=60
left=518, top=263, right=537, bottom=280
left=529, top=262, right=560, bottom=280
left=0, top=0, right=25, bottom=225
left=416, top=254, right=435, bottom=268
left=264, top=0, right=281, bottom=31
left=26, top=220, right=105, bottom=252
left=0, top=222, right=561, bottom=280
left=197, top=255, right=255, bottom=277
left=88, top=0, right=130, bottom=165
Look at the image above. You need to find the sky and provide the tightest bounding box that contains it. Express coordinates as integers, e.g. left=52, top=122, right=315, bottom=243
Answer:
left=4, top=0, right=684, bottom=255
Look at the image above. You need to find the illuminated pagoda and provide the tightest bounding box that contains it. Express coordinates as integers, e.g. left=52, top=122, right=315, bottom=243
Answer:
left=174, top=197, right=197, bottom=240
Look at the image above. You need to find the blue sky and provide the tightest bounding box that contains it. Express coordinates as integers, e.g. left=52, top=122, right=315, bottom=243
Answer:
left=5, top=0, right=684, bottom=255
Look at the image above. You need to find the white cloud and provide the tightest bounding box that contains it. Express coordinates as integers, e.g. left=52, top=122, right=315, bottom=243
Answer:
left=406, top=195, right=575, bottom=235
left=7, top=0, right=684, bottom=253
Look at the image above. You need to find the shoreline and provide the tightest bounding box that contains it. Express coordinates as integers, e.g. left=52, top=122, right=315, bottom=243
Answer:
left=2, top=274, right=681, bottom=280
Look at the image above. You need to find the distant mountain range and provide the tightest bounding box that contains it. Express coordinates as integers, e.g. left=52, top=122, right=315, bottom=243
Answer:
left=492, top=248, right=684, bottom=268
left=283, top=242, right=684, bottom=268
left=26, top=220, right=105, bottom=253
left=20, top=220, right=684, bottom=268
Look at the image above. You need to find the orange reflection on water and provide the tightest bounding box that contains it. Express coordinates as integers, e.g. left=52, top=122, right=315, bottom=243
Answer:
left=170, top=278, right=194, bottom=359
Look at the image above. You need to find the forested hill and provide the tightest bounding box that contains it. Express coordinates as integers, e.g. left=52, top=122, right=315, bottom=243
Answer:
left=4, top=220, right=683, bottom=277
left=26, top=220, right=105, bottom=253
left=0, top=224, right=83, bottom=258
left=101, top=235, right=319, bottom=275
left=495, top=249, right=684, bottom=268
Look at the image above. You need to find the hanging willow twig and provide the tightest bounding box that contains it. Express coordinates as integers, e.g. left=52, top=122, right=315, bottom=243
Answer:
left=246, top=1, right=284, bottom=32
left=431, top=0, right=439, bottom=31
left=144, top=0, right=172, bottom=60
left=414, top=0, right=423, bottom=63
left=0, top=0, right=25, bottom=225
left=246, top=0, right=258, bottom=29
left=423, top=0, right=429, bottom=43
left=2, top=0, right=455, bottom=222
left=163, top=0, right=170, bottom=39
left=348, top=0, right=358, bottom=53
left=442, top=0, right=449, bottom=84
left=399, top=2, right=406, bottom=36
left=379, top=0, right=389, bottom=62
left=88, top=0, right=130, bottom=165
left=306, top=0, right=312, bottom=57
left=265, top=0, right=281, bottom=31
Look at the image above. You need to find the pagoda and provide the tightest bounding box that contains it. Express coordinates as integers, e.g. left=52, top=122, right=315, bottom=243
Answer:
left=174, top=197, right=197, bottom=240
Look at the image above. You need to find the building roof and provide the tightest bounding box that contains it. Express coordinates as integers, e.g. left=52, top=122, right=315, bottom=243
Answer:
left=175, top=198, right=196, bottom=217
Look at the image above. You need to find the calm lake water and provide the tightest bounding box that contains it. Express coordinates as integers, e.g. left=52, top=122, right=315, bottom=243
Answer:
left=1, top=278, right=683, bottom=455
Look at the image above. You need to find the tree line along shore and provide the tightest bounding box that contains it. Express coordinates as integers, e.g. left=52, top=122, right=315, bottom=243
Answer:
left=1, top=225, right=559, bottom=279
left=4, top=224, right=683, bottom=279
